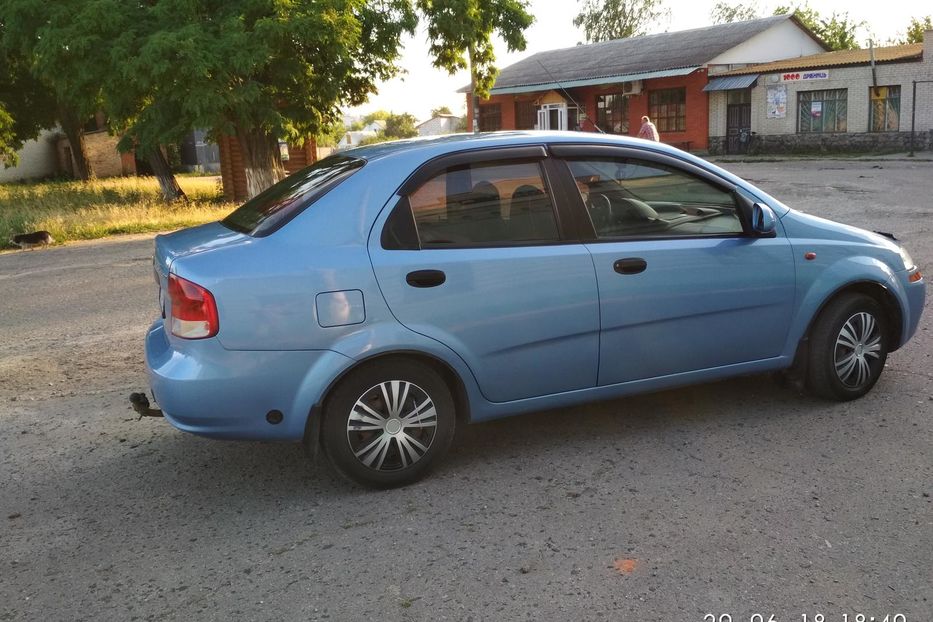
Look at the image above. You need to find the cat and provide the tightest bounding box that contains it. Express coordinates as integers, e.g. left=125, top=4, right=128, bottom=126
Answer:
left=10, top=230, right=55, bottom=250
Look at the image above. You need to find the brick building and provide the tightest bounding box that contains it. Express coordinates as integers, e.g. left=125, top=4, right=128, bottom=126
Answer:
left=463, top=15, right=825, bottom=151
left=706, top=34, right=933, bottom=154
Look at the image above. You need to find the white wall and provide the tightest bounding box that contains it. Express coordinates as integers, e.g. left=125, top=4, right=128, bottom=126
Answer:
left=708, top=20, right=826, bottom=69
left=0, top=130, right=59, bottom=183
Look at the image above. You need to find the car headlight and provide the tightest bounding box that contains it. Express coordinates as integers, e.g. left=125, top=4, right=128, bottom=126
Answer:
left=898, top=246, right=916, bottom=271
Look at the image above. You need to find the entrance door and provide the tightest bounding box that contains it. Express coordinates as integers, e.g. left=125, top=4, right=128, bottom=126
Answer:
left=538, top=103, right=568, bottom=131
left=726, top=89, right=752, bottom=154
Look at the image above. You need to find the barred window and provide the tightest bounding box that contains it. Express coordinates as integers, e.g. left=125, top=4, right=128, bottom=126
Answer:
left=648, top=88, right=686, bottom=132
left=797, top=89, right=847, bottom=133
left=478, top=104, right=501, bottom=132
left=869, top=86, right=900, bottom=132
left=515, top=101, right=537, bottom=130
left=596, top=93, right=629, bottom=134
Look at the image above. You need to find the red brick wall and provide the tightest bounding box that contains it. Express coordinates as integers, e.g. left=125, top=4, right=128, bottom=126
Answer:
left=466, top=68, right=710, bottom=150
left=219, top=136, right=318, bottom=203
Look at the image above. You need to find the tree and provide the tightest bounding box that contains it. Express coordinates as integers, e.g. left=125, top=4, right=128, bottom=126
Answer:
left=903, top=16, right=931, bottom=44
left=573, top=0, right=670, bottom=43
left=1, top=3, right=97, bottom=179
left=384, top=112, right=419, bottom=138
left=0, top=46, right=57, bottom=167
left=431, top=105, right=453, bottom=117
left=417, top=0, right=534, bottom=132
left=710, top=1, right=759, bottom=24
left=774, top=4, right=862, bottom=50
left=362, top=110, right=392, bottom=126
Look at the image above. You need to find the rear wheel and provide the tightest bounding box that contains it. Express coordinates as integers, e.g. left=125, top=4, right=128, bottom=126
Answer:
left=321, top=360, right=456, bottom=488
left=807, top=293, right=889, bottom=401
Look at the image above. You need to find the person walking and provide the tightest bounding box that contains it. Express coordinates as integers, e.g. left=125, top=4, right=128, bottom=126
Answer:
left=637, top=115, right=660, bottom=141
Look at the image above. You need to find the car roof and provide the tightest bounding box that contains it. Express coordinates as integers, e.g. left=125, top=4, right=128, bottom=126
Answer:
left=342, top=130, right=689, bottom=162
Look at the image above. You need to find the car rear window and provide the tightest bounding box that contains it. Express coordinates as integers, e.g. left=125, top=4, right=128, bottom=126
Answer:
left=222, top=155, right=365, bottom=236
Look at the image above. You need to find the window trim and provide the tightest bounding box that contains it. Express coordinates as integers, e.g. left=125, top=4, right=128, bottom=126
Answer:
left=868, top=85, right=901, bottom=133
left=545, top=144, right=754, bottom=242
left=796, top=88, right=848, bottom=134
left=478, top=103, right=502, bottom=132
left=648, top=87, right=687, bottom=133
left=388, top=150, right=572, bottom=250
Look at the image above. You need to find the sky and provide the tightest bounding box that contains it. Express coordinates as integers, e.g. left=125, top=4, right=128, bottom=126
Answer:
left=345, top=0, right=927, bottom=123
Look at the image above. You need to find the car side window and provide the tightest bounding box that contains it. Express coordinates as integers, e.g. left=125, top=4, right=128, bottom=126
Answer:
left=407, top=160, right=560, bottom=247
left=567, top=158, right=744, bottom=239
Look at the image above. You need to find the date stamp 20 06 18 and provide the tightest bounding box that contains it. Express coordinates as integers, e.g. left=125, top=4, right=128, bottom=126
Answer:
left=703, top=615, right=908, bottom=622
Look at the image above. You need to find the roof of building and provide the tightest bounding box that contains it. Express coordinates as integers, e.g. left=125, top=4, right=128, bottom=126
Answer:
left=720, top=43, right=923, bottom=75
left=462, top=15, right=821, bottom=94
left=415, top=114, right=460, bottom=128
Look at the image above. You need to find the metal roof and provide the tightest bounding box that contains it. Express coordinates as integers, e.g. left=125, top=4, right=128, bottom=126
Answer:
left=720, top=43, right=923, bottom=76
left=703, top=74, right=759, bottom=92
left=461, top=15, right=819, bottom=94
left=491, top=66, right=701, bottom=95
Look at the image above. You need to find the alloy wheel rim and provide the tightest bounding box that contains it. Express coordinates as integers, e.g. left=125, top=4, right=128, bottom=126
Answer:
left=346, top=381, right=437, bottom=472
left=834, top=311, right=882, bottom=388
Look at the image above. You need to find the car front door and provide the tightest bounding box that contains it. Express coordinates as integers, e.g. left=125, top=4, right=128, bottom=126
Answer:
left=369, top=147, right=600, bottom=403
left=550, top=145, right=796, bottom=385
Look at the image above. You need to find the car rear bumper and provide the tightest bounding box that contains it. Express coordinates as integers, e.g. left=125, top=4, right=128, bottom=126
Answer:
left=145, top=321, right=353, bottom=441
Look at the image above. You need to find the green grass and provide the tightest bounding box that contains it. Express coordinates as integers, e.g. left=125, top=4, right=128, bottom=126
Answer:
left=0, top=176, right=237, bottom=249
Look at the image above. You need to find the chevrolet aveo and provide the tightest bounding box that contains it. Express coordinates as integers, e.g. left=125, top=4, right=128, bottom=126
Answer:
left=144, top=132, right=925, bottom=487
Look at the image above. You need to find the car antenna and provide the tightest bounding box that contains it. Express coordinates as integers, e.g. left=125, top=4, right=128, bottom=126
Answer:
left=535, top=58, right=606, bottom=134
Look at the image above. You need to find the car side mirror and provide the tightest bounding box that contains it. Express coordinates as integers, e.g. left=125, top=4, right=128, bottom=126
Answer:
left=751, top=203, right=777, bottom=235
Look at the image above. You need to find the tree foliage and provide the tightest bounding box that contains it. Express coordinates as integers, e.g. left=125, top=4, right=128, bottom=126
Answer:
left=0, top=47, right=57, bottom=166
left=384, top=112, right=419, bottom=138
left=573, top=0, right=670, bottom=43
left=774, top=4, right=863, bottom=50
left=710, top=1, right=759, bottom=24
left=902, top=16, right=931, bottom=44
left=417, top=0, right=533, bottom=100
left=431, top=105, right=454, bottom=117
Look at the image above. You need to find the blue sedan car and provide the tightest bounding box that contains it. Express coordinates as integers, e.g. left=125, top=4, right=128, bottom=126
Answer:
left=145, top=132, right=924, bottom=487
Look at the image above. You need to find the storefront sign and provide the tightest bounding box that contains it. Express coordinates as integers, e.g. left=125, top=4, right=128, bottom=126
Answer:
left=766, top=84, right=787, bottom=119
left=781, top=70, right=829, bottom=82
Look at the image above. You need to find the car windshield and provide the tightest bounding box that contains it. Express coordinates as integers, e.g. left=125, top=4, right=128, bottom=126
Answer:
left=222, top=154, right=365, bottom=236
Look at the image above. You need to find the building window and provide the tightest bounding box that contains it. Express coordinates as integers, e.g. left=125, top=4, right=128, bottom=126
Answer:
left=515, top=101, right=536, bottom=130
left=869, top=86, right=900, bottom=132
left=478, top=104, right=501, bottom=132
left=797, top=89, right=847, bottom=133
left=596, top=93, right=629, bottom=134
left=648, top=88, right=686, bottom=132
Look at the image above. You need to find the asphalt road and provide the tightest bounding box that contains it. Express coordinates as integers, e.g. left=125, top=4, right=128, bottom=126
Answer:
left=1, top=159, right=931, bottom=622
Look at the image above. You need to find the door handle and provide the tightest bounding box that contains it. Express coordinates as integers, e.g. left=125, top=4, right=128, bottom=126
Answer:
left=406, top=269, right=446, bottom=288
left=613, top=258, right=647, bottom=275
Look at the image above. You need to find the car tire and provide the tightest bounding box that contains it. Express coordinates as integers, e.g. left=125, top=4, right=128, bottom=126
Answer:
left=321, top=359, right=456, bottom=488
left=807, top=293, right=889, bottom=401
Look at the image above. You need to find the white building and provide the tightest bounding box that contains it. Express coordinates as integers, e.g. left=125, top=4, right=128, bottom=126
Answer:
left=0, top=130, right=59, bottom=183
left=706, top=33, right=933, bottom=154
left=416, top=114, right=461, bottom=136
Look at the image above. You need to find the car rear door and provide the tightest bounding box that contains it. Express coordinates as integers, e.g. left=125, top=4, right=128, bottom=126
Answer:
left=369, top=146, right=600, bottom=403
left=549, top=144, right=796, bottom=386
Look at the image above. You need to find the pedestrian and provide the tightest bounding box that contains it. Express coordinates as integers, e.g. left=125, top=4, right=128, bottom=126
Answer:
left=637, top=115, right=660, bottom=142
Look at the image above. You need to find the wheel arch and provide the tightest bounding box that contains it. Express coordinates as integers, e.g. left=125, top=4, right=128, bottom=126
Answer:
left=303, top=349, right=473, bottom=450
left=796, top=279, right=904, bottom=362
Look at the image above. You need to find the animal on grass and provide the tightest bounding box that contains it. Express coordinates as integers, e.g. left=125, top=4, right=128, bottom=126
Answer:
left=10, top=231, right=55, bottom=250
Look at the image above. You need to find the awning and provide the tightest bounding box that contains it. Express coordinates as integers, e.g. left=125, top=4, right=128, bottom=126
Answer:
left=703, top=74, right=759, bottom=91
left=485, top=66, right=701, bottom=95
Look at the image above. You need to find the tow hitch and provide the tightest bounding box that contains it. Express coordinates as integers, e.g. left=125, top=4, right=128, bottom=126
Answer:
left=129, top=392, right=163, bottom=419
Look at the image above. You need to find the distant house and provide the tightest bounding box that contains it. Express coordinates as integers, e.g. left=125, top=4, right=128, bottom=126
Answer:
left=179, top=129, right=221, bottom=173
left=416, top=114, right=461, bottom=136
left=463, top=15, right=826, bottom=152
left=338, top=120, right=387, bottom=150
left=0, top=130, right=59, bottom=183
left=705, top=36, right=933, bottom=154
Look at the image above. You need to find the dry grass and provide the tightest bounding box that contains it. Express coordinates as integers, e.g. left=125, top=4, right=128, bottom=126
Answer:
left=0, top=175, right=236, bottom=249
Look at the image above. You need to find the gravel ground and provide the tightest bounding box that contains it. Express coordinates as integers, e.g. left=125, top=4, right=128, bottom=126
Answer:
left=1, top=159, right=931, bottom=622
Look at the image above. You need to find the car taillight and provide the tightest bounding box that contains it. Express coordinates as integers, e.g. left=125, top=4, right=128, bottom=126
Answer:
left=168, top=273, right=219, bottom=339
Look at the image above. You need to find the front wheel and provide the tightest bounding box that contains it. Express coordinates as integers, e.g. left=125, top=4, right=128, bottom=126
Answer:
left=807, top=293, right=889, bottom=401
left=320, top=360, right=456, bottom=488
